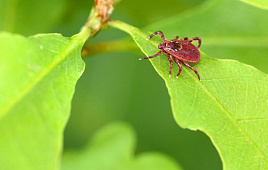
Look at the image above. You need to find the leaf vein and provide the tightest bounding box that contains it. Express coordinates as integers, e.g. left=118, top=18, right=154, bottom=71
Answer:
left=184, top=68, right=267, bottom=161
left=0, top=36, right=82, bottom=119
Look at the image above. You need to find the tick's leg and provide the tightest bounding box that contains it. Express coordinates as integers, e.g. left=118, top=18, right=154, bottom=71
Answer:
left=167, top=54, right=173, bottom=77
left=189, top=37, right=201, bottom=48
left=139, top=50, right=164, bottom=60
left=180, top=37, right=188, bottom=41
left=173, top=36, right=179, bottom=41
left=181, top=61, right=201, bottom=80
left=148, top=31, right=165, bottom=43
left=172, top=57, right=182, bottom=78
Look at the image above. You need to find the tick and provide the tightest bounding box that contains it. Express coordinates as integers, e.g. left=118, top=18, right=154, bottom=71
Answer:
left=139, top=31, right=201, bottom=80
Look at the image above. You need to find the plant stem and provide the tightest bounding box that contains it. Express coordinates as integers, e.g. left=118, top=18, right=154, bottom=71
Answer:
left=81, top=39, right=139, bottom=58
left=76, top=0, right=118, bottom=44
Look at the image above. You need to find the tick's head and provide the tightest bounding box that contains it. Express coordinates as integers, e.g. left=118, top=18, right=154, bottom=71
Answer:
left=158, top=43, right=166, bottom=49
left=165, top=40, right=182, bottom=51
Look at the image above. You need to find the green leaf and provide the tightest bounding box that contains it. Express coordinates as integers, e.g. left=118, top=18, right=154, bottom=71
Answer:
left=0, top=0, right=66, bottom=35
left=144, top=0, right=268, bottom=74
left=240, top=0, right=268, bottom=9
left=61, top=122, right=182, bottom=170
left=0, top=31, right=87, bottom=169
left=109, top=20, right=268, bottom=169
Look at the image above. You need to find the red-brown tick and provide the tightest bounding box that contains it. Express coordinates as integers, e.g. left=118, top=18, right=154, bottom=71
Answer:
left=139, top=31, right=201, bottom=80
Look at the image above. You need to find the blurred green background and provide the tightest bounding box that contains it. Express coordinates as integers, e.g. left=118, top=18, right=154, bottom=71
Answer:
left=5, top=0, right=268, bottom=169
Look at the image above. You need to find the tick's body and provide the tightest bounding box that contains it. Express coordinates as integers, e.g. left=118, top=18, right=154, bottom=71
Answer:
left=140, top=31, right=201, bottom=80
left=163, top=40, right=200, bottom=63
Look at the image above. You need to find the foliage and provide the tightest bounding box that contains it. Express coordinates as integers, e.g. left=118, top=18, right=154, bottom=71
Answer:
left=0, top=0, right=267, bottom=170
left=0, top=32, right=85, bottom=170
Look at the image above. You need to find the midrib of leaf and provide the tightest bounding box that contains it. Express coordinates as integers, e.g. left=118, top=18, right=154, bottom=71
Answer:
left=109, top=20, right=268, bottom=163
left=0, top=29, right=90, bottom=119
left=171, top=64, right=267, bottom=162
